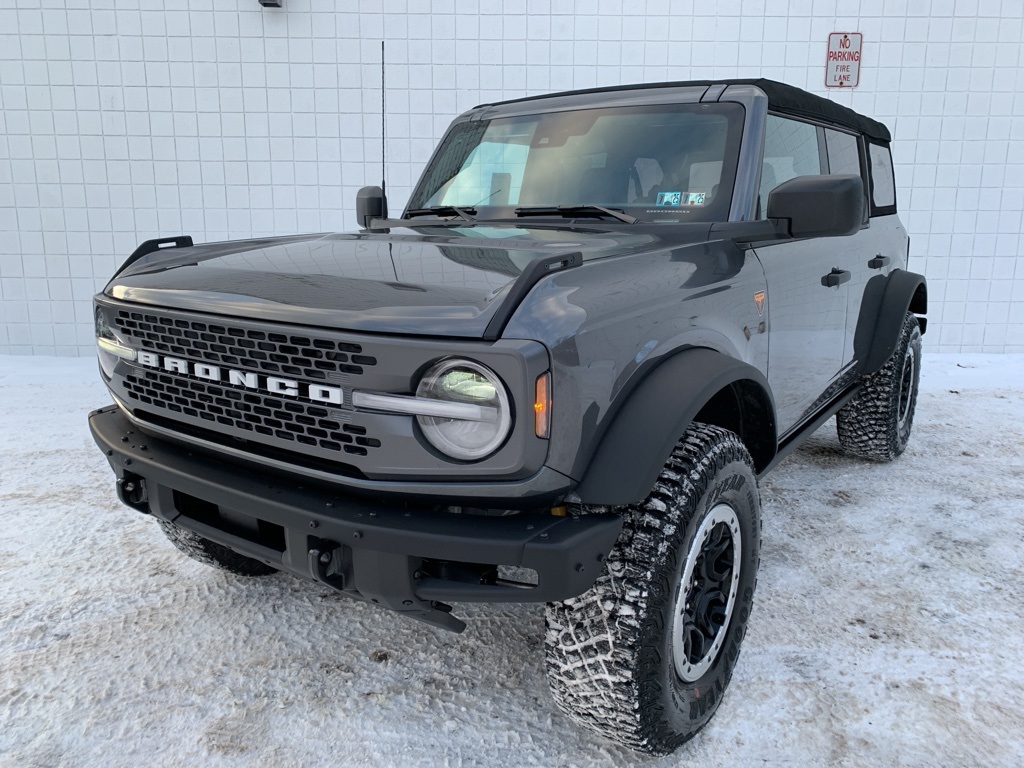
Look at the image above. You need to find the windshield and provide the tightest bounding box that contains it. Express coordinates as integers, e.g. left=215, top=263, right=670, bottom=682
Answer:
left=407, top=102, right=744, bottom=224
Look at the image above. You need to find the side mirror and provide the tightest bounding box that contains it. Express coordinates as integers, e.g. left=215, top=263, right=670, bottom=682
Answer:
left=356, top=186, right=388, bottom=229
left=766, top=174, right=865, bottom=238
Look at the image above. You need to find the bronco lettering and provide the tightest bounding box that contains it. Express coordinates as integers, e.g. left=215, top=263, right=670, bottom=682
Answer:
left=135, top=349, right=344, bottom=405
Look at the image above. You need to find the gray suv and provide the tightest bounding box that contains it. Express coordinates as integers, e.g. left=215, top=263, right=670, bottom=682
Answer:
left=89, top=79, right=926, bottom=753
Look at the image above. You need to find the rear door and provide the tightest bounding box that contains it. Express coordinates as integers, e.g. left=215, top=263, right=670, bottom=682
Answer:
left=845, top=141, right=909, bottom=368
left=822, top=127, right=907, bottom=373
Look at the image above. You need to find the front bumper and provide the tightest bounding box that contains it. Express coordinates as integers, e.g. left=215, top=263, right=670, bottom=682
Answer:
left=89, top=405, right=622, bottom=632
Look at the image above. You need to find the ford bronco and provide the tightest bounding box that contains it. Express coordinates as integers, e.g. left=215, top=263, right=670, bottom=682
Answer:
left=89, top=79, right=926, bottom=753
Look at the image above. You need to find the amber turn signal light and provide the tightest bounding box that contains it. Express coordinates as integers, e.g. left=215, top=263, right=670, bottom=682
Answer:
left=534, top=372, right=551, bottom=439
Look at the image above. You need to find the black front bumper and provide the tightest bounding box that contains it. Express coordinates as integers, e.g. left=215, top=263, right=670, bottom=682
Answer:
left=89, top=405, right=622, bottom=632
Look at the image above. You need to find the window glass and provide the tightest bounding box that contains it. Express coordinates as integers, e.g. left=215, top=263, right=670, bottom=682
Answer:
left=409, top=103, right=745, bottom=223
left=689, top=160, right=723, bottom=195
left=758, top=115, right=821, bottom=218
left=431, top=139, right=530, bottom=207
left=868, top=142, right=896, bottom=211
left=825, top=129, right=860, bottom=176
left=630, top=157, right=664, bottom=201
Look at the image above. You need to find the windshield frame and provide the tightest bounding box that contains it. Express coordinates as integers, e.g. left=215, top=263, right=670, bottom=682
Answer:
left=406, top=102, right=746, bottom=225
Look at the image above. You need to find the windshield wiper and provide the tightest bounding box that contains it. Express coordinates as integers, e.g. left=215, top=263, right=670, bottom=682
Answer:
left=514, top=205, right=638, bottom=225
left=405, top=205, right=477, bottom=221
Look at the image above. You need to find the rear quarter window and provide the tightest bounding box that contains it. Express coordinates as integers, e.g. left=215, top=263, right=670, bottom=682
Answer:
left=868, top=142, right=897, bottom=216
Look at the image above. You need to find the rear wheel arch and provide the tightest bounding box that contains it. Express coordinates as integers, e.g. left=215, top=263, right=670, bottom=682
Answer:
left=862, top=270, right=927, bottom=374
left=575, top=348, right=777, bottom=506
left=909, top=280, right=927, bottom=315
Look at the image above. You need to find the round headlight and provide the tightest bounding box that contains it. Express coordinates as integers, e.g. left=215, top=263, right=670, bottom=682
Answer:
left=415, top=359, right=512, bottom=461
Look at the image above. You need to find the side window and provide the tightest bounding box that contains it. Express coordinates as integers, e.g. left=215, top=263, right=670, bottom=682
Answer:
left=824, top=129, right=860, bottom=176
left=868, top=142, right=897, bottom=215
left=758, top=115, right=822, bottom=218
left=825, top=128, right=868, bottom=222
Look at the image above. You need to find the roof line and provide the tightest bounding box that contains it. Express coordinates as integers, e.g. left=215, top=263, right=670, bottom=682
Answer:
left=474, top=78, right=891, bottom=142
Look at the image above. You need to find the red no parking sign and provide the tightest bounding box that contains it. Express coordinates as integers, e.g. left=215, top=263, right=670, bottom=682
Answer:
left=826, top=32, right=862, bottom=88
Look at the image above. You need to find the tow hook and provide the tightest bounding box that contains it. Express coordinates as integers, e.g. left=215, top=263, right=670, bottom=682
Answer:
left=308, top=542, right=347, bottom=590
left=116, top=473, right=149, bottom=513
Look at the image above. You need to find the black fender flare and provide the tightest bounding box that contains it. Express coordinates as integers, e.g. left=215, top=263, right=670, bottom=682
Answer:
left=574, top=348, right=775, bottom=506
left=863, top=269, right=927, bottom=374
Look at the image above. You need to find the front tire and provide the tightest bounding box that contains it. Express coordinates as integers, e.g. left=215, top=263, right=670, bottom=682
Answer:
left=837, top=312, right=922, bottom=461
left=544, top=424, right=761, bottom=754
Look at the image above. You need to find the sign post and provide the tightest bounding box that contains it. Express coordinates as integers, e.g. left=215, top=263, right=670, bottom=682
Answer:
left=826, top=32, right=862, bottom=88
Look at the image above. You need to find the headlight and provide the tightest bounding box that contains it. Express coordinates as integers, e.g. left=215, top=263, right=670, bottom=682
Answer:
left=95, top=306, right=114, bottom=340
left=415, top=359, right=512, bottom=461
left=95, top=305, right=135, bottom=365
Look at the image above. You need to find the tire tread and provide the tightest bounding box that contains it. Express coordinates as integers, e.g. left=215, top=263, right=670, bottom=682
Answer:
left=544, top=423, right=760, bottom=754
left=837, top=312, right=921, bottom=461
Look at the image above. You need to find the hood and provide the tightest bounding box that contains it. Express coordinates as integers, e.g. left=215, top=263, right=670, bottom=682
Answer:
left=106, top=224, right=707, bottom=337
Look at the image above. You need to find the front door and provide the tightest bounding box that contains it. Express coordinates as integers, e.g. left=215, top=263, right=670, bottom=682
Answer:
left=752, top=114, right=851, bottom=435
left=755, top=240, right=849, bottom=434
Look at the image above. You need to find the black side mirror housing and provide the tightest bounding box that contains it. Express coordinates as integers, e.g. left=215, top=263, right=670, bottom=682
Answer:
left=356, top=186, right=388, bottom=229
left=767, top=174, right=865, bottom=238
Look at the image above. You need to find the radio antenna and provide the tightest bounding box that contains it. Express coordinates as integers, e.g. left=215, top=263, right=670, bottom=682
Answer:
left=380, top=40, right=388, bottom=217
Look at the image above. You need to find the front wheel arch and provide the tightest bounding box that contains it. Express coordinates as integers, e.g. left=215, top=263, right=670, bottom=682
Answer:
left=575, top=348, right=776, bottom=506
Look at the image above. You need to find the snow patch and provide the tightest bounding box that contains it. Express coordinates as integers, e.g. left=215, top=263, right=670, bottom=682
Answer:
left=2, top=353, right=1023, bottom=765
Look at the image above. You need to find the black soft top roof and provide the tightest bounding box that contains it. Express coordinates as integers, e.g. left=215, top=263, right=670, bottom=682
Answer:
left=478, top=78, right=891, bottom=143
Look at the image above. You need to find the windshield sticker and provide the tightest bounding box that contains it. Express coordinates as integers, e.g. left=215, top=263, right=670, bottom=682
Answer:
left=655, top=191, right=707, bottom=207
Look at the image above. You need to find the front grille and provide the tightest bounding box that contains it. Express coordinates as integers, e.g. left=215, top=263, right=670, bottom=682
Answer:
left=123, top=369, right=380, bottom=457
left=111, top=307, right=385, bottom=463
left=114, top=309, right=378, bottom=382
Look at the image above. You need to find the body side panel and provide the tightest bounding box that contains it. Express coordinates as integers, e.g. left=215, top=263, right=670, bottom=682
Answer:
left=502, top=239, right=769, bottom=486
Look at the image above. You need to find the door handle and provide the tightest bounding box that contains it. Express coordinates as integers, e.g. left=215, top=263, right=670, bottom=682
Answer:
left=868, top=254, right=890, bottom=269
left=821, top=268, right=851, bottom=288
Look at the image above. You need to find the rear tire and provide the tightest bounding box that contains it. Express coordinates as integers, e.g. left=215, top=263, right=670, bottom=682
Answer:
left=544, top=424, right=761, bottom=754
left=837, top=312, right=921, bottom=461
left=157, top=519, right=276, bottom=577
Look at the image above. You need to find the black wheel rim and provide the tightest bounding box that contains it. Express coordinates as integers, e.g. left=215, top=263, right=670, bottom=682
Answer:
left=897, top=343, right=916, bottom=429
left=672, top=503, right=741, bottom=682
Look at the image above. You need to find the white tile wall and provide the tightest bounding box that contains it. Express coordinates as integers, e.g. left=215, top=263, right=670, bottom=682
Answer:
left=0, top=0, right=1022, bottom=355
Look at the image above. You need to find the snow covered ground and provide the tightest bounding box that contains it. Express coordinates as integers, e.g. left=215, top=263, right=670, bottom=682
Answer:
left=1, top=353, right=1023, bottom=767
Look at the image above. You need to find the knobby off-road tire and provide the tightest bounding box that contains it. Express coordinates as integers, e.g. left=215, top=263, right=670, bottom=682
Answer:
left=837, top=312, right=922, bottom=461
left=544, top=424, right=761, bottom=755
left=157, top=519, right=276, bottom=577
